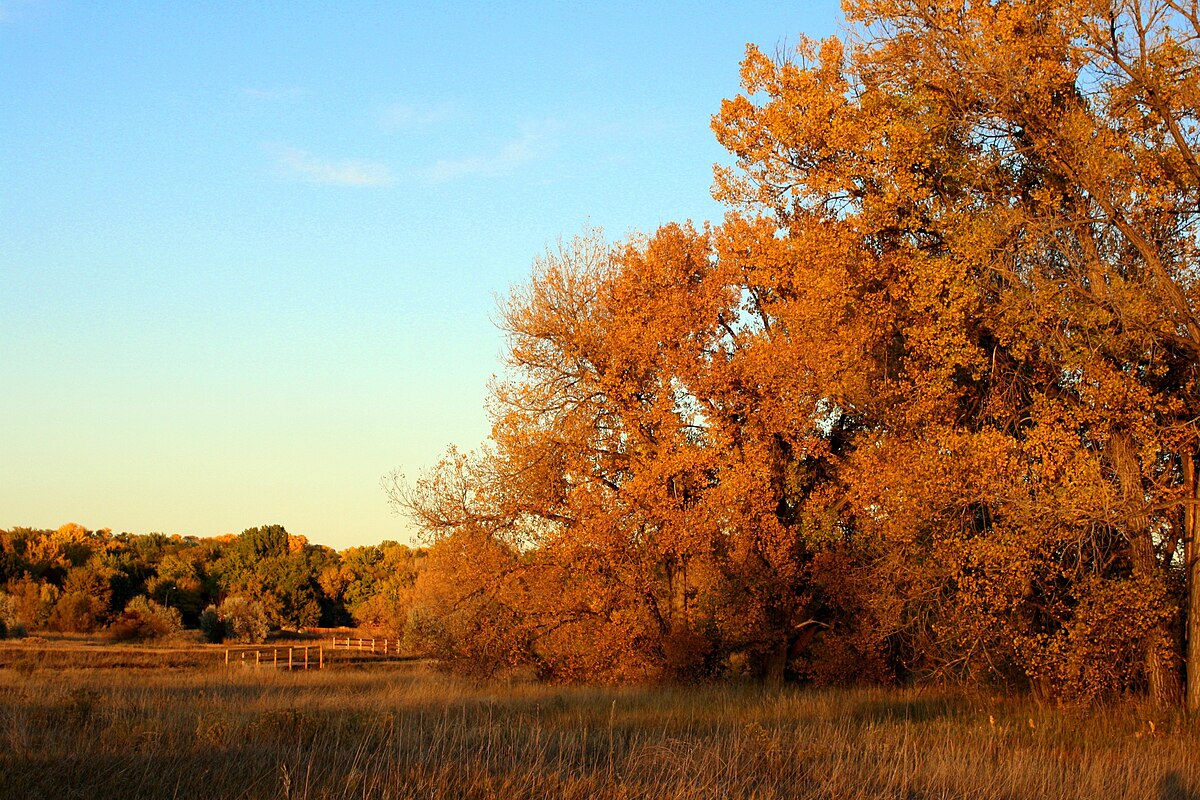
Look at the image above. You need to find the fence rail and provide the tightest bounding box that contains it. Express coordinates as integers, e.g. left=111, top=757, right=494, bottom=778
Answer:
left=223, top=637, right=410, bottom=670
left=224, top=645, right=323, bottom=670
left=327, top=636, right=401, bottom=655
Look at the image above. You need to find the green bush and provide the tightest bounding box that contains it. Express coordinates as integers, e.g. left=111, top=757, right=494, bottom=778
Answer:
left=199, top=605, right=225, bottom=643
left=217, top=596, right=269, bottom=643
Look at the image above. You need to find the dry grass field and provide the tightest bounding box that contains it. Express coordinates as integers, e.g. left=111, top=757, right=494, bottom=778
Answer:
left=1, top=638, right=1199, bottom=800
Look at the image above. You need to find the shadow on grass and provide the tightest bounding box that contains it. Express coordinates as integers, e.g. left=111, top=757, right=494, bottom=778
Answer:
left=848, top=694, right=969, bottom=724
left=0, top=752, right=236, bottom=800
left=1162, top=772, right=1200, bottom=800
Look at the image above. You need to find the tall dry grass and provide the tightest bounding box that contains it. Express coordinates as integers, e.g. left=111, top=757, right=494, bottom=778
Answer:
left=1, top=642, right=1198, bottom=799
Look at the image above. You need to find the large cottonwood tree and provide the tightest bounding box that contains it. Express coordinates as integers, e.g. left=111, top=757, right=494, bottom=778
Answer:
left=396, top=0, right=1200, bottom=704
left=713, top=0, right=1200, bottom=704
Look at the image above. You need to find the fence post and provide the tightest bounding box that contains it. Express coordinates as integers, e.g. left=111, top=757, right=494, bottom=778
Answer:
left=225, top=648, right=229, bottom=667
left=256, top=650, right=260, bottom=666
left=274, top=649, right=278, bottom=668
left=372, top=638, right=376, bottom=654
left=319, top=646, right=324, bottom=669
left=304, top=646, right=309, bottom=670
left=289, top=647, right=293, bottom=671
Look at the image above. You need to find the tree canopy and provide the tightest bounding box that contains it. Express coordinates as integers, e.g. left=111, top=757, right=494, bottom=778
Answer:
left=393, top=0, right=1200, bottom=707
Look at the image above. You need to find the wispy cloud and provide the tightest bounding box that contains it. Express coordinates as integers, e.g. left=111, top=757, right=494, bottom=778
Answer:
left=379, top=102, right=456, bottom=131
left=424, top=124, right=554, bottom=183
left=270, top=145, right=395, bottom=188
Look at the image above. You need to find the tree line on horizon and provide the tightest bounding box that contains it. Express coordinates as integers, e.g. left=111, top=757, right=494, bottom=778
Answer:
left=389, top=0, right=1200, bottom=708
left=0, top=523, right=426, bottom=643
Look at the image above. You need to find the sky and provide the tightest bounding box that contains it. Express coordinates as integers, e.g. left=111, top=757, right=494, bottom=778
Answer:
left=0, top=1, right=845, bottom=550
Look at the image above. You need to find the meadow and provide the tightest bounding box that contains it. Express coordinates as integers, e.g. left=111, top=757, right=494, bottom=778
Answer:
left=0, top=638, right=1198, bottom=799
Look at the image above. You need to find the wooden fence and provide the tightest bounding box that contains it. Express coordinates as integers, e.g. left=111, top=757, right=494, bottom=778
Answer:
left=327, top=636, right=401, bottom=655
left=223, top=637, right=409, bottom=670
left=224, top=645, right=323, bottom=670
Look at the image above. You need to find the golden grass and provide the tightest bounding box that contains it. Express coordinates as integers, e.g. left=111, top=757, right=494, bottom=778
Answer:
left=1, top=641, right=1198, bottom=799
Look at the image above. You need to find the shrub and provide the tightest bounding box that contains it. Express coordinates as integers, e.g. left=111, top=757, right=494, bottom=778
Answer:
left=0, top=591, right=27, bottom=640
left=199, top=605, right=225, bottom=643
left=0, top=592, right=14, bottom=639
left=5, top=578, right=59, bottom=630
left=49, top=591, right=107, bottom=633
left=217, top=596, right=269, bottom=643
left=108, top=596, right=183, bottom=641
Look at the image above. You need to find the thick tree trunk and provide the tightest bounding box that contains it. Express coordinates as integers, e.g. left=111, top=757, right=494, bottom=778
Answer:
left=1184, top=451, right=1200, bottom=713
left=765, top=638, right=788, bottom=687
left=1113, top=432, right=1182, bottom=706
left=1131, top=533, right=1183, bottom=705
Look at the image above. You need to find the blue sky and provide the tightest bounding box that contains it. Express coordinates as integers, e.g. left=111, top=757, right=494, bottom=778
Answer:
left=0, top=1, right=845, bottom=549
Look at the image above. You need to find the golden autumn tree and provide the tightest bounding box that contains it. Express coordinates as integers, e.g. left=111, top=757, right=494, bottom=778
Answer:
left=599, top=221, right=871, bottom=682
left=397, top=223, right=899, bottom=682
left=394, top=0, right=1200, bottom=702
left=394, top=230, right=728, bottom=680
left=711, top=0, right=1200, bottom=704
left=710, top=31, right=1034, bottom=689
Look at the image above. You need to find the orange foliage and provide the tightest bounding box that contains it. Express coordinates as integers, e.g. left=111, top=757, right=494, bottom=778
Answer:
left=396, top=0, right=1200, bottom=704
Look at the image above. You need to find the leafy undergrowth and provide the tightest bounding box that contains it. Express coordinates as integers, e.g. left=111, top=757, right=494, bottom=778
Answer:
left=1, top=656, right=1198, bottom=799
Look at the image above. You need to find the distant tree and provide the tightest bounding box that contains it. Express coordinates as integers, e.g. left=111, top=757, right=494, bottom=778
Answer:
left=328, top=541, right=424, bottom=634
left=108, top=596, right=182, bottom=641
left=235, top=525, right=290, bottom=560
left=147, top=552, right=207, bottom=625
left=211, top=525, right=336, bottom=630
left=52, top=523, right=104, bottom=568
left=198, top=605, right=225, bottom=643
left=21, top=528, right=70, bottom=584
left=5, top=576, right=58, bottom=630
left=0, top=529, right=27, bottom=584
left=0, top=591, right=19, bottom=638
left=48, top=564, right=115, bottom=632
left=217, top=595, right=269, bottom=643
